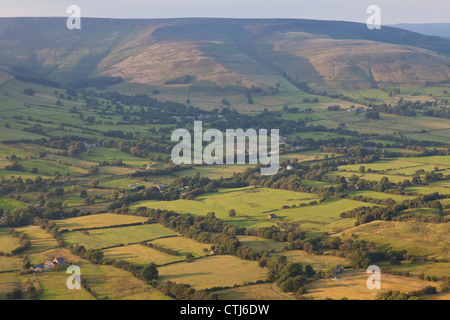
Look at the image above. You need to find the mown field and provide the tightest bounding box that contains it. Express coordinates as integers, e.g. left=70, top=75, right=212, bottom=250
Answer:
left=54, top=213, right=149, bottom=231
left=157, top=255, right=267, bottom=290
left=103, top=244, right=186, bottom=266
left=61, top=223, right=177, bottom=250
left=303, top=269, right=448, bottom=300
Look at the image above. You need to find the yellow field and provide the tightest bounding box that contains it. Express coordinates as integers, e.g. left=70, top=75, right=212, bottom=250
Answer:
left=55, top=213, right=149, bottom=231
left=27, top=247, right=169, bottom=300
left=158, top=255, right=267, bottom=290
left=0, top=256, right=22, bottom=272
left=236, top=236, right=285, bottom=253
left=150, top=236, right=210, bottom=258
left=304, top=269, right=446, bottom=300
left=337, top=221, right=450, bottom=260
left=281, top=250, right=349, bottom=271
left=216, top=283, right=294, bottom=300
left=103, top=244, right=185, bottom=266
left=0, top=228, right=21, bottom=254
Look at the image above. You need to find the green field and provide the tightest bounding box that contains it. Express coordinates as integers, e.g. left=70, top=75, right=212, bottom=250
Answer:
left=300, top=180, right=336, bottom=188
left=180, top=164, right=253, bottom=179
left=349, top=190, right=416, bottom=202
left=61, top=224, right=177, bottom=250
left=405, top=185, right=450, bottom=196
left=131, top=186, right=321, bottom=228
left=18, top=159, right=88, bottom=176
left=82, top=148, right=151, bottom=167
left=0, top=144, right=34, bottom=159
left=0, top=197, right=27, bottom=210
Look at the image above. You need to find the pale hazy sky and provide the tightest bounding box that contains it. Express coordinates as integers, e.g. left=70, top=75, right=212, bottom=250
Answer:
left=1, top=0, right=449, bottom=24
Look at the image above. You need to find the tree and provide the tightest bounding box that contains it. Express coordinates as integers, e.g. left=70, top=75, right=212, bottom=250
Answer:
left=142, top=263, right=158, bottom=281
left=90, top=179, right=99, bottom=188
left=228, top=209, right=237, bottom=217
left=305, top=264, right=315, bottom=277
left=80, top=190, right=88, bottom=198
left=23, top=88, right=35, bottom=96
left=85, top=249, right=103, bottom=264
left=88, top=167, right=100, bottom=175
left=7, top=288, right=22, bottom=299
left=186, top=253, right=194, bottom=262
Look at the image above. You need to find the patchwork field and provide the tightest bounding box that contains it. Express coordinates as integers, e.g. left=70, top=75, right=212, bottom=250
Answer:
left=103, top=244, right=186, bottom=266
left=348, top=190, right=416, bottom=202
left=157, top=255, right=267, bottom=290
left=82, top=148, right=151, bottom=167
left=338, top=158, right=449, bottom=174
left=61, top=223, right=177, bottom=250
left=27, top=247, right=169, bottom=300
left=54, top=213, right=149, bottom=231
left=180, top=164, right=253, bottom=179
left=131, top=186, right=322, bottom=229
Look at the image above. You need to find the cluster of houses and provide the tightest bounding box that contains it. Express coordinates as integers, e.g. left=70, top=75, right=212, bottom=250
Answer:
left=30, top=257, right=66, bottom=272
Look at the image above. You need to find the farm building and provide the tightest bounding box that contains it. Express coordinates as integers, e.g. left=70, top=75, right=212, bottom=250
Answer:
left=53, top=257, right=66, bottom=265
left=30, top=264, right=45, bottom=272
left=30, top=257, right=66, bottom=272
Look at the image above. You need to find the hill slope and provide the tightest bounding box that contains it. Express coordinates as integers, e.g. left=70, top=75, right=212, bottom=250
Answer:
left=0, top=18, right=449, bottom=90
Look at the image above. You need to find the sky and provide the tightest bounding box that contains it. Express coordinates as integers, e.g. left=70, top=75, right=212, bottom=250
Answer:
left=0, top=0, right=449, bottom=24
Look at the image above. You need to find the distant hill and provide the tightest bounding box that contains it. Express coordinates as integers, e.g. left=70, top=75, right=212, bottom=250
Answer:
left=392, top=23, right=450, bottom=39
left=0, top=17, right=449, bottom=90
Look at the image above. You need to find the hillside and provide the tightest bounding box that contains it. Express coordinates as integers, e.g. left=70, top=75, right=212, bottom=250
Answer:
left=392, top=23, right=450, bottom=39
left=0, top=18, right=449, bottom=91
